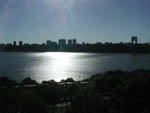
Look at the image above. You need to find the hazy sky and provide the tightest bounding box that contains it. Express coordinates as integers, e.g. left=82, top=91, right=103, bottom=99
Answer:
left=0, top=0, right=149, bottom=43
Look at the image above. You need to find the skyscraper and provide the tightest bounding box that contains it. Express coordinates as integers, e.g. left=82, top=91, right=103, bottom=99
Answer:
left=68, top=39, right=73, bottom=45
left=13, top=41, right=16, bottom=46
left=73, top=39, right=77, bottom=45
left=46, top=40, right=51, bottom=46
left=58, top=39, right=66, bottom=46
left=19, top=41, right=23, bottom=46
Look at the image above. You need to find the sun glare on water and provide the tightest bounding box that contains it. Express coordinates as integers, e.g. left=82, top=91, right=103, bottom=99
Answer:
left=40, top=52, right=75, bottom=81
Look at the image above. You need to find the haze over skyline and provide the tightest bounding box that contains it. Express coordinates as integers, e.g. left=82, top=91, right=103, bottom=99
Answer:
left=0, top=0, right=149, bottom=43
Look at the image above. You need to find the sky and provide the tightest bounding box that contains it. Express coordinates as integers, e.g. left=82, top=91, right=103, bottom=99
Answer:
left=0, top=0, right=149, bottom=44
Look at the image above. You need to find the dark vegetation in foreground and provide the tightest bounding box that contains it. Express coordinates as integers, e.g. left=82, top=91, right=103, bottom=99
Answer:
left=0, top=69, right=150, bottom=113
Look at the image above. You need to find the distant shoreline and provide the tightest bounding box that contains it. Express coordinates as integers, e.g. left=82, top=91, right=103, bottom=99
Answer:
left=1, top=42, right=150, bottom=53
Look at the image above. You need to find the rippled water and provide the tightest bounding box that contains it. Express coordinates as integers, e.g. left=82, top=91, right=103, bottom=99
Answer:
left=0, top=52, right=150, bottom=82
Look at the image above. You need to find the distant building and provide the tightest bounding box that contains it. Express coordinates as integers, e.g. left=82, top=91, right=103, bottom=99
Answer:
left=51, top=42, right=57, bottom=46
left=0, top=44, right=5, bottom=47
left=58, top=39, right=66, bottom=51
left=68, top=39, right=73, bottom=45
left=105, top=42, right=112, bottom=45
left=24, top=43, right=30, bottom=47
left=6, top=43, right=12, bottom=47
left=120, top=42, right=123, bottom=44
left=46, top=40, right=51, bottom=46
left=0, top=44, right=5, bottom=50
left=58, top=39, right=66, bottom=46
left=41, top=43, right=46, bottom=46
left=73, top=39, right=77, bottom=45
left=13, top=41, right=16, bottom=46
left=19, top=41, right=23, bottom=46
left=31, top=44, right=40, bottom=46
left=131, top=36, right=138, bottom=44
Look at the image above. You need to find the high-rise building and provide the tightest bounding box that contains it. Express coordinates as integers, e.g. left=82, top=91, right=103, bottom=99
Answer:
left=13, top=41, right=16, bottom=46
left=46, top=40, right=51, bottom=46
left=73, top=39, right=77, bottom=45
left=68, top=39, right=73, bottom=45
left=58, top=39, right=66, bottom=46
left=19, top=41, right=23, bottom=46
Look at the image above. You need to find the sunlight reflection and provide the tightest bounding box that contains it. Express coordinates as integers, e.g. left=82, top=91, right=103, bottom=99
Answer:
left=42, top=52, right=75, bottom=81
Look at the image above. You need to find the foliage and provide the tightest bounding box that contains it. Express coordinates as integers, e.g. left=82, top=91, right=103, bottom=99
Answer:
left=1, top=69, right=150, bottom=113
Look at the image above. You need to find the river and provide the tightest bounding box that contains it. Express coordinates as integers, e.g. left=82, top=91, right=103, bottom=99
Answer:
left=0, top=52, right=150, bottom=82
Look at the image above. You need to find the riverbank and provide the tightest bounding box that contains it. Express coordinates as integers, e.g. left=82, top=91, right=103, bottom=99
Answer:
left=1, top=42, right=150, bottom=53
left=0, top=69, right=150, bottom=113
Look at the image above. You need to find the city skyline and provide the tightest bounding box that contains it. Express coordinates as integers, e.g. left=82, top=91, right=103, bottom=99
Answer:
left=1, top=36, right=150, bottom=47
left=0, top=35, right=150, bottom=44
left=0, top=36, right=147, bottom=45
left=0, top=0, right=150, bottom=43
left=1, top=36, right=150, bottom=53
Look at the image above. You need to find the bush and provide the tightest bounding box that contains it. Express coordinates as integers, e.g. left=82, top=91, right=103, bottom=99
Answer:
left=21, top=77, right=37, bottom=85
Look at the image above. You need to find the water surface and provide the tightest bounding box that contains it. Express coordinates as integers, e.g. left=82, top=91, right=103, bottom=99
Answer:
left=0, top=52, right=150, bottom=82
